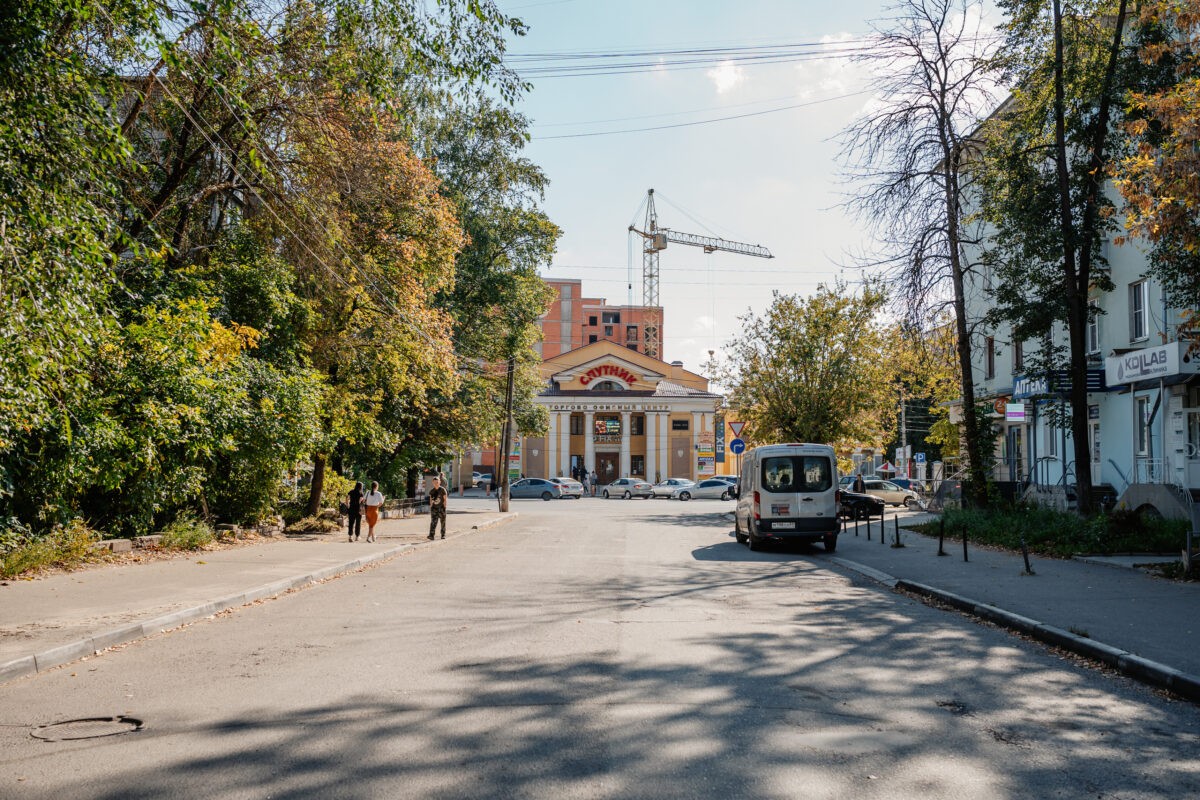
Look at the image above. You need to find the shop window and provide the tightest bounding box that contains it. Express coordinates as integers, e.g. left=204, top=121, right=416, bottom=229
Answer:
left=631, top=455, right=645, bottom=476
left=631, top=415, right=645, bottom=435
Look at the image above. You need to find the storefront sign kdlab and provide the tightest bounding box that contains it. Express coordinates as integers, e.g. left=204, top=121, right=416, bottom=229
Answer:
left=1106, top=341, right=1200, bottom=385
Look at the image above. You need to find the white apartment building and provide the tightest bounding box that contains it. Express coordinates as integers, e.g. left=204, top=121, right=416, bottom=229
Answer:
left=962, top=226, right=1200, bottom=518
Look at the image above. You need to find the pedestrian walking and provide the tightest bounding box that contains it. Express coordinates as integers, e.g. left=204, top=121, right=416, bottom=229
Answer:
left=363, top=481, right=385, bottom=542
left=427, top=475, right=448, bottom=540
left=590, top=468, right=598, bottom=497
left=581, top=471, right=589, bottom=495
left=346, top=481, right=364, bottom=542
left=853, top=472, right=865, bottom=493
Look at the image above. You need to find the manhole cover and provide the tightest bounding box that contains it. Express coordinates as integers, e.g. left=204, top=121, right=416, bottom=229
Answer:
left=31, top=716, right=145, bottom=741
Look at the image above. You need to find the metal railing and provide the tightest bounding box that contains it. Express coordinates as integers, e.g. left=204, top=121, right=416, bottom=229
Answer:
left=1133, top=457, right=1168, bottom=485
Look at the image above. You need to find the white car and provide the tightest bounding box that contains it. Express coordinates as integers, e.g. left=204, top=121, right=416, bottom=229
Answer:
left=672, top=478, right=736, bottom=501
left=602, top=477, right=653, bottom=499
left=651, top=478, right=694, bottom=498
left=550, top=477, right=584, bottom=498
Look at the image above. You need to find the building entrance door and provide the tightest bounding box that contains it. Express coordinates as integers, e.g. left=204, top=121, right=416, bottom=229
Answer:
left=1187, top=401, right=1200, bottom=490
left=595, top=453, right=619, bottom=485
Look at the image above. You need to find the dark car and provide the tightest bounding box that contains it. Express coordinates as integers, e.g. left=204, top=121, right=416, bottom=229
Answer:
left=838, top=490, right=885, bottom=520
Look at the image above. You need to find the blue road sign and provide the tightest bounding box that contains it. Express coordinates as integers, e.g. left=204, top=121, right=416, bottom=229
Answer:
left=729, top=438, right=746, bottom=455
left=914, top=452, right=926, bottom=463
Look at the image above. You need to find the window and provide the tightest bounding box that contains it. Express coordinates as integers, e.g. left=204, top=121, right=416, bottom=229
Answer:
left=588, top=316, right=597, bottom=326
left=625, top=325, right=638, bottom=341
left=591, top=380, right=624, bottom=391
left=569, top=415, right=583, bottom=436
left=985, top=336, right=996, bottom=379
left=1136, top=395, right=1151, bottom=455
left=1086, top=301, right=1100, bottom=354
left=602, top=311, right=621, bottom=324
left=1012, top=340, right=1024, bottom=373
left=1046, top=420, right=1057, bottom=457
left=672, top=419, right=689, bottom=431
left=626, top=344, right=638, bottom=351
left=631, top=415, right=645, bottom=435
left=761, top=456, right=832, bottom=493
left=588, top=334, right=598, bottom=344
left=1130, top=281, right=1148, bottom=341
left=631, top=455, right=645, bottom=476
left=604, top=325, right=613, bottom=336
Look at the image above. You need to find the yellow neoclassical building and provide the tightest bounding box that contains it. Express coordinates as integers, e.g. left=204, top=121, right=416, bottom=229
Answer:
left=520, top=341, right=724, bottom=484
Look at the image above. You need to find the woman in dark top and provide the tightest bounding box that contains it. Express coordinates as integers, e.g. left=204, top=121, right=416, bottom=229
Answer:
left=347, top=482, right=364, bottom=542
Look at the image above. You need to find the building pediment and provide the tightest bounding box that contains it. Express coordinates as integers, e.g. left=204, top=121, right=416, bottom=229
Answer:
left=553, top=355, right=665, bottom=391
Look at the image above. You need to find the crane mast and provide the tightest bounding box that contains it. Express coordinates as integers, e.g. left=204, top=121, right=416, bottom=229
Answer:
left=628, top=188, right=773, bottom=359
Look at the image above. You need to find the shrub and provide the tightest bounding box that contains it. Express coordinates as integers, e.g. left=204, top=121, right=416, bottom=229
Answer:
left=285, top=515, right=341, bottom=534
left=0, top=519, right=102, bottom=578
left=921, top=503, right=1189, bottom=558
left=158, top=513, right=215, bottom=550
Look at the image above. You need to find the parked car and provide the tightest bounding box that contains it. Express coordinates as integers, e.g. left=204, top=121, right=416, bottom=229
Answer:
left=476, top=473, right=494, bottom=489
left=673, top=478, right=736, bottom=501
left=711, top=475, right=739, bottom=484
left=602, top=477, right=653, bottom=499
left=889, top=477, right=928, bottom=494
left=862, top=479, right=921, bottom=508
left=508, top=477, right=564, bottom=500
left=651, top=478, right=694, bottom=498
left=839, top=490, right=886, bottom=520
left=550, top=477, right=584, bottom=498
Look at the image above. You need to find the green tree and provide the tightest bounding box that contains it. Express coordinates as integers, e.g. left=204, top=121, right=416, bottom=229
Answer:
left=714, top=283, right=900, bottom=454
left=976, top=0, right=1133, bottom=513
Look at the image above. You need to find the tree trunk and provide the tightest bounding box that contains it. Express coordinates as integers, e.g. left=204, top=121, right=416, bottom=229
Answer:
left=497, top=355, right=516, bottom=512
left=306, top=453, right=326, bottom=517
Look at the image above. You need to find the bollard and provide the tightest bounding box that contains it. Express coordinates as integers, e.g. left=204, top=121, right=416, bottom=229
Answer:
left=937, top=517, right=948, bottom=556
left=962, top=522, right=969, bottom=562
left=1020, top=533, right=1035, bottom=575
left=866, top=514, right=872, bottom=541
left=880, top=509, right=886, bottom=545
left=892, top=513, right=904, bottom=548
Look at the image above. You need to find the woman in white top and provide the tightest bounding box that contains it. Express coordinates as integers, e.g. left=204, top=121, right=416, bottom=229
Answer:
left=363, top=481, right=385, bottom=542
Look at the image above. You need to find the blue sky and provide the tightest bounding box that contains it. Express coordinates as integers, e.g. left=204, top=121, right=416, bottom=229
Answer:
left=500, top=0, right=999, bottom=375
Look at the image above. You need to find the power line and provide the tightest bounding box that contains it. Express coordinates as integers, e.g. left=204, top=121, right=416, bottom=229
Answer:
left=532, top=89, right=873, bottom=139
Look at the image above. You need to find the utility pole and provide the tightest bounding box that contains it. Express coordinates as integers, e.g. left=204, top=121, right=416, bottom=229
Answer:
left=900, top=385, right=908, bottom=477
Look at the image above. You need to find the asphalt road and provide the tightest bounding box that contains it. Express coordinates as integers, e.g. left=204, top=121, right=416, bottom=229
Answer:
left=2, top=496, right=1199, bottom=798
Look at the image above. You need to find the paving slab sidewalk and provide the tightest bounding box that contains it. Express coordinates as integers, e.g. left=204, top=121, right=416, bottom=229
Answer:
left=829, top=513, right=1200, bottom=699
left=0, top=509, right=514, bottom=684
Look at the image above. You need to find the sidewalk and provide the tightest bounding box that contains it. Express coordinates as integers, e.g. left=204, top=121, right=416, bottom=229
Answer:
left=0, top=508, right=514, bottom=685
left=831, top=512, right=1200, bottom=701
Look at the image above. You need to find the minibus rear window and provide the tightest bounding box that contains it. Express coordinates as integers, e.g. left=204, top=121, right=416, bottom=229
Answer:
left=761, top=456, right=833, bottom=493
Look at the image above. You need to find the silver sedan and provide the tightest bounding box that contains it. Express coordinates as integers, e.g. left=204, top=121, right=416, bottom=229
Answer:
left=672, top=478, right=736, bottom=501
left=651, top=478, right=694, bottom=498
left=509, top=478, right=564, bottom=501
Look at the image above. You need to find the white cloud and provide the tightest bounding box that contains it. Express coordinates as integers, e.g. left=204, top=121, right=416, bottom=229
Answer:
left=692, top=316, right=715, bottom=333
left=706, top=60, right=745, bottom=94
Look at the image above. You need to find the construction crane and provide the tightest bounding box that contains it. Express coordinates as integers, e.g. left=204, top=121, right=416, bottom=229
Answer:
left=628, top=188, right=773, bottom=359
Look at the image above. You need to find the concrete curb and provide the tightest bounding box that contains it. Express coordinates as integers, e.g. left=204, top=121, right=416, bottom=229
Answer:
left=0, top=512, right=517, bottom=685
left=833, top=557, right=1200, bottom=704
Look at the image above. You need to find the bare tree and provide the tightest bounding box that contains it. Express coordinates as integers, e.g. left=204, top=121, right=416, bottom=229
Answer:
left=840, top=0, right=1001, bottom=508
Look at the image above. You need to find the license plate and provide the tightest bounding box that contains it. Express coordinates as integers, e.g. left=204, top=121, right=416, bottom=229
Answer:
left=773, top=521, right=795, bottom=530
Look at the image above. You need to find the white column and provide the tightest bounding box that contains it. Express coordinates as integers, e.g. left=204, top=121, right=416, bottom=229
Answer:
left=658, top=412, right=670, bottom=478
left=560, top=413, right=571, bottom=476
left=584, top=410, right=596, bottom=476
left=546, top=412, right=558, bottom=480
left=645, top=411, right=657, bottom=484
left=620, top=411, right=632, bottom=476
left=692, top=411, right=703, bottom=477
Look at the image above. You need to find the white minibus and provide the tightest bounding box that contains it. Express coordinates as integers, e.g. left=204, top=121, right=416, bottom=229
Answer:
left=734, top=443, right=840, bottom=552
